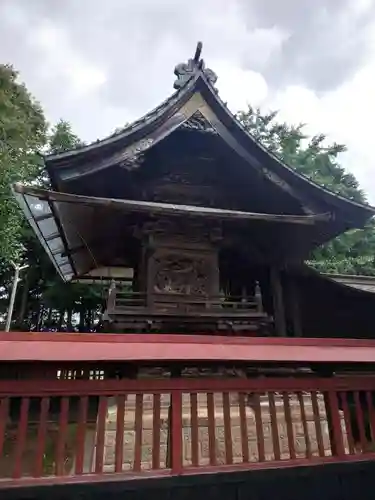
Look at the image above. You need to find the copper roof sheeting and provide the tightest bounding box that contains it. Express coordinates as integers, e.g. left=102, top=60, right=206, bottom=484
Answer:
left=325, top=274, right=375, bottom=294
left=11, top=184, right=74, bottom=280
left=13, top=183, right=333, bottom=281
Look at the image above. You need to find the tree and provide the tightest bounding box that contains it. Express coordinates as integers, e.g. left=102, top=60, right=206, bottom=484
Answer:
left=237, top=106, right=375, bottom=275
left=13, top=119, right=103, bottom=332
left=48, top=119, right=84, bottom=154
left=237, top=106, right=365, bottom=203
left=0, top=64, right=47, bottom=260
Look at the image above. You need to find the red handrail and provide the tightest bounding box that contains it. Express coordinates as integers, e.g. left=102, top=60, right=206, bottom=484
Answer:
left=1, top=333, right=375, bottom=363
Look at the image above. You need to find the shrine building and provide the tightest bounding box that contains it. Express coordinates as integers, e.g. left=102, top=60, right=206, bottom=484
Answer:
left=4, top=42, right=375, bottom=499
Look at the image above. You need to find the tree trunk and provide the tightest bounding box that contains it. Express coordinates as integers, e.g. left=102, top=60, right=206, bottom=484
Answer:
left=35, top=304, right=43, bottom=331
left=86, top=310, right=92, bottom=331
left=46, top=307, right=53, bottom=325
left=16, top=270, right=30, bottom=326
left=67, top=309, right=73, bottom=331
left=79, top=306, right=85, bottom=332
left=58, top=310, right=64, bottom=330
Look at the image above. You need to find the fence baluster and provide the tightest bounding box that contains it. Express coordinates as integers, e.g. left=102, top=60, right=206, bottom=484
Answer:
left=133, top=393, right=143, bottom=472
left=223, top=392, right=233, bottom=465
left=327, top=391, right=345, bottom=458
left=152, top=393, right=161, bottom=469
left=354, top=391, right=367, bottom=452
left=95, top=396, right=107, bottom=474
left=190, top=392, right=199, bottom=467
left=171, top=390, right=182, bottom=474
left=283, top=392, right=295, bottom=460
left=34, top=397, right=50, bottom=477
left=12, top=397, right=29, bottom=479
left=115, top=395, right=125, bottom=472
left=207, top=392, right=216, bottom=466
left=75, top=395, right=88, bottom=475
left=253, top=393, right=265, bottom=462
left=55, top=397, right=69, bottom=476
left=0, top=398, right=9, bottom=460
left=269, top=392, right=280, bottom=460
left=239, top=392, right=249, bottom=463
left=366, top=391, right=375, bottom=446
left=341, top=391, right=355, bottom=454
left=311, top=391, right=325, bottom=457
left=298, top=392, right=312, bottom=459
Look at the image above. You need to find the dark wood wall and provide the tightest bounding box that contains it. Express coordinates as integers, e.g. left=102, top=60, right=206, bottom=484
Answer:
left=289, top=271, right=375, bottom=339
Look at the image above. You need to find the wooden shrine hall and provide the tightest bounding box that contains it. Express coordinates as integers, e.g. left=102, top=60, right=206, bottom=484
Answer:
left=12, top=41, right=375, bottom=338
left=4, top=42, right=375, bottom=499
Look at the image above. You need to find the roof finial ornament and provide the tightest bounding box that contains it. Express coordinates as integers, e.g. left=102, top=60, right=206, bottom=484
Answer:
left=173, top=41, right=218, bottom=90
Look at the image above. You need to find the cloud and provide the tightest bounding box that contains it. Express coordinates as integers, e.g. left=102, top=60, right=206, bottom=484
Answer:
left=1, top=0, right=375, bottom=202
left=268, top=57, right=375, bottom=204
left=240, top=0, right=375, bottom=92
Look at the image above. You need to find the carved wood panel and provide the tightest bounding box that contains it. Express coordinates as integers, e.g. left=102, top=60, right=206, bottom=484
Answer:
left=143, top=157, right=222, bottom=207
left=152, top=253, right=210, bottom=296
left=139, top=217, right=220, bottom=306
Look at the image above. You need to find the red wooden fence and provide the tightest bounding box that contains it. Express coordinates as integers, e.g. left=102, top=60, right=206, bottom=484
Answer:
left=1, top=375, right=375, bottom=488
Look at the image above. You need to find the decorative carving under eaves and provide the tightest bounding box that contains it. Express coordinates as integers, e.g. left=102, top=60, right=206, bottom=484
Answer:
left=142, top=218, right=222, bottom=245
left=144, top=160, right=221, bottom=207
left=158, top=172, right=194, bottom=185
left=262, top=168, right=295, bottom=197
left=118, top=138, right=154, bottom=170
left=261, top=168, right=314, bottom=213
left=181, top=111, right=217, bottom=134
left=119, top=156, right=143, bottom=171
left=150, top=183, right=218, bottom=207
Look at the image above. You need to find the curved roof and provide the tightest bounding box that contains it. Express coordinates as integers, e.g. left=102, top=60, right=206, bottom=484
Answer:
left=44, top=45, right=375, bottom=225
left=323, top=273, right=375, bottom=294
left=291, top=265, right=375, bottom=296
left=15, top=44, right=375, bottom=283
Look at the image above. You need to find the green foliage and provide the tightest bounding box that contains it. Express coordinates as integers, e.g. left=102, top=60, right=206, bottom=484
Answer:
left=237, top=106, right=365, bottom=203
left=237, top=106, right=375, bottom=275
left=11, top=117, right=103, bottom=331
left=0, top=65, right=47, bottom=260
left=0, top=110, right=102, bottom=331
left=48, top=119, right=84, bottom=154
left=308, top=220, right=375, bottom=275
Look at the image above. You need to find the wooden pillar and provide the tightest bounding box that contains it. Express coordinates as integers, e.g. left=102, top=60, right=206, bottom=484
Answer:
left=288, top=278, right=302, bottom=337
left=270, top=266, right=286, bottom=337
left=145, top=246, right=155, bottom=309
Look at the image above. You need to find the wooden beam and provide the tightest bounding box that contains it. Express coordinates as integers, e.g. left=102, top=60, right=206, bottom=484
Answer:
left=270, top=267, right=287, bottom=337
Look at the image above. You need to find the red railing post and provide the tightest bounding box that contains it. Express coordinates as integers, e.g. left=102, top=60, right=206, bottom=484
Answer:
left=327, top=391, right=345, bottom=458
left=170, top=390, right=183, bottom=474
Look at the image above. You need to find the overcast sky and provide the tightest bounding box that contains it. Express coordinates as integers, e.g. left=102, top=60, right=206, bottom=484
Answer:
left=2, top=0, right=375, bottom=202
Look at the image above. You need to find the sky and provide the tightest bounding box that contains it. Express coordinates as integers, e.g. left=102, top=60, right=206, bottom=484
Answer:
left=2, top=0, right=375, bottom=202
